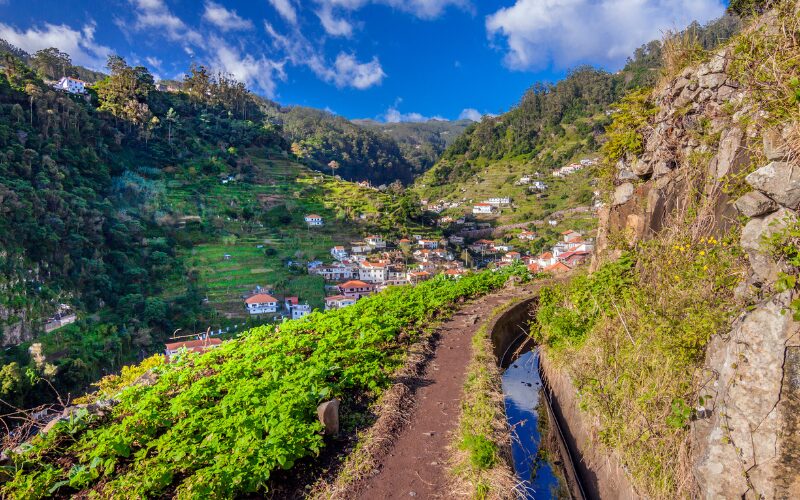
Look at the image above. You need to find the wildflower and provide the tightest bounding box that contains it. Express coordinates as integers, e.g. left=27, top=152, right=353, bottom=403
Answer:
left=699, top=250, right=706, bottom=256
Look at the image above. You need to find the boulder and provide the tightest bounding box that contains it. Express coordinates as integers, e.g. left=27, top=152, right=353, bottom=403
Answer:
left=630, top=157, right=652, bottom=177
left=612, top=183, right=635, bottom=206
left=698, top=72, right=727, bottom=89
left=746, top=161, right=800, bottom=209
left=706, top=49, right=728, bottom=73
left=734, top=191, right=778, bottom=218
left=740, top=208, right=796, bottom=283
left=317, top=399, right=340, bottom=435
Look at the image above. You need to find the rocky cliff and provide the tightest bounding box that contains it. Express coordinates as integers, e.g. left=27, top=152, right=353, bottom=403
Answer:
left=595, top=7, right=800, bottom=498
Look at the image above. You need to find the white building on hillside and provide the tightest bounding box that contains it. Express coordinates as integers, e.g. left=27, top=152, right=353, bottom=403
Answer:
left=291, top=304, right=312, bottom=320
left=245, top=294, right=278, bottom=314
left=53, top=77, right=87, bottom=95
left=304, top=214, right=324, bottom=226
left=473, top=203, right=494, bottom=215
left=487, top=197, right=511, bottom=207
left=331, top=246, right=348, bottom=260
left=359, top=262, right=388, bottom=283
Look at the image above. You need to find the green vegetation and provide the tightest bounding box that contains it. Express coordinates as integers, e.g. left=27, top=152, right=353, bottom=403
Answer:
left=1, top=269, right=516, bottom=499
left=601, top=89, right=658, bottom=164
left=534, top=232, right=746, bottom=496
left=764, top=215, right=800, bottom=320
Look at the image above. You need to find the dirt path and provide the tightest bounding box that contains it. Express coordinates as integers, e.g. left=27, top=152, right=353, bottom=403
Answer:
left=350, top=284, right=536, bottom=499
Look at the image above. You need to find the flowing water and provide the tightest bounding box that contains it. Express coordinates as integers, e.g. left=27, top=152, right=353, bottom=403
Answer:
left=502, top=348, right=571, bottom=499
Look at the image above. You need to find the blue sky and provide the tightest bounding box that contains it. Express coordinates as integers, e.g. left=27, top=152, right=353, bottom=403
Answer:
left=0, top=0, right=727, bottom=121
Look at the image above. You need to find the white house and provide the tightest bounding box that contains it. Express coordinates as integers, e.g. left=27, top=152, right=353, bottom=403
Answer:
left=331, top=246, right=348, bottom=260
left=518, top=231, right=537, bottom=241
left=473, top=203, right=494, bottom=215
left=502, top=251, right=522, bottom=262
left=53, top=77, right=87, bottom=95
left=359, top=261, right=388, bottom=283
left=531, top=181, right=548, bottom=191
left=350, top=241, right=371, bottom=254
left=418, top=239, right=439, bottom=249
left=449, top=235, right=465, bottom=245
left=304, top=214, right=324, bottom=226
left=325, top=295, right=357, bottom=311
left=365, top=235, right=386, bottom=249
left=291, top=304, right=312, bottom=320
left=245, top=293, right=279, bottom=314
left=516, top=175, right=532, bottom=185
left=487, top=197, right=511, bottom=207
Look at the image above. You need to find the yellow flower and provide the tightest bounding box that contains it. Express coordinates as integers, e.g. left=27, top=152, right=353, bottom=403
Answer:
left=699, top=250, right=706, bottom=256
left=703, top=265, right=708, bottom=271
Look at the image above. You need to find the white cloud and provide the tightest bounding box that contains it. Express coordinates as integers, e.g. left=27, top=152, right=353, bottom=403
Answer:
left=459, top=108, right=483, bottom=121
left=314, top=0, right=469, bottom=35
left=329, top=53, right=385, bottom=89
left=316, top=5, right=354, bottom=37
left=127, top=0, right=202, bottom=46
left=145, top=56, right=162, bottom=70
left=486, top=0, right=725, bottom=70
left=265, top=21, right=385, bottom=90
left=203, top=2, right=254, bottom=31
left=383, top=103, right=444, bottom=123
left=268, top=0, right=299, bottom=25
left=0, top=22, right=111, bottom=69
left=209, top=37, right=285, bottom=97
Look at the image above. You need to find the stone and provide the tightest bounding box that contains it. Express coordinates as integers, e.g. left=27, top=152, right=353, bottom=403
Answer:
left=740, top=208, right=796, bottom=284
left=612, top=182, right=635, bottom=206
left=630, top=157, right=652, bottom=177
left=746, top=161, right=800, bottom=210
left=652, top=160, right=674, bottom=179
left=692, top=292, right=800, bottom=499
left=317, top=399, right=340, bottom=435
left=672, top=77, right=689, bottom=95
left=698, top=72, right=727, bottom=89
left=763, top=127, right=790, bottom=161
left=707, top=49, right=728, bottom=73
left=716, top=85, right=737, bottom=102
left=734, top=191, right=779, bottom=218
left=712, top=127, right=746, bottom=179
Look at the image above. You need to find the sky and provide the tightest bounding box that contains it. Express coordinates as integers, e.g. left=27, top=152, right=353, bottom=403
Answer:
left=0, top=0, right=728, bottom=122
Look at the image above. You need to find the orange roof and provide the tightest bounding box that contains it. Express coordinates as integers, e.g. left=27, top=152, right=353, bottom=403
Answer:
left=445, top=269, right=463, bottom=275
left=305, top=214, right=322, bottom=218
left=540, top=252, right=553, bottom=259
left=325, top=295, right=350, bottom=302
left=527, top=263, right=542, bottom=272
left=245, top=293, right=278, bottom=304
left=285, top=296, right=299, bottom=305
left=410, top=271, right=431, bottom=277
left=545, top=262, right=572, bottom=273
left=165, top=338, right=222, bottom=351
left=476, top=239, right=494, bottom=244
left=561, top=230, right=579, bottom=235
left=339, top=280, right=371, bottom=288
left=568, top=236, right=584, bottom=243
left=474, top=203, right=492, bottom=207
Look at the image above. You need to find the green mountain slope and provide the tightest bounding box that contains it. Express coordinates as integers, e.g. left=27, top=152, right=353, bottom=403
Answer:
left=353, top=118, right=473, bottom=172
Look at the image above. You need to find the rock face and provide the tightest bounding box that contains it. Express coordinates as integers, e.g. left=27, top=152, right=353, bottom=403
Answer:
left=592, top=41, right=800, bottom=499
left=693, top=292, right=800, bottom=499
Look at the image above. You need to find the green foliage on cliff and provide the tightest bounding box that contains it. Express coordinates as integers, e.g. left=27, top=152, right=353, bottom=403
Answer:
left=1, top=270, right=515, bottom=499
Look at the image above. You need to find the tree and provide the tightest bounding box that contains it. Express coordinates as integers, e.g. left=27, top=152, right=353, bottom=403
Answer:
left=31, top=47, right=72, bottom=80
left=328, top=160, right=340, bottom=177
left=165, top=107, right=178, bottom=145
left=10, top=103, right=24, bottom=124
left=96, top=55, right=155, bottom=132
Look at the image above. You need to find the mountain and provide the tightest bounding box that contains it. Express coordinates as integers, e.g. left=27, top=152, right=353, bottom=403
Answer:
left=353, top=118, right=474, bottom=171
left=261, top=103, right=419, bottom=185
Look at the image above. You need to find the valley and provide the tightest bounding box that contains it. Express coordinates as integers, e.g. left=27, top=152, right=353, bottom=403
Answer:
left=2, top=1, right=799, bottom=499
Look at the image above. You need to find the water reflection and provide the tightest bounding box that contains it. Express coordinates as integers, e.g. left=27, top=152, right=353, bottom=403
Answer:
left=502, top=349, right=570, bottom=499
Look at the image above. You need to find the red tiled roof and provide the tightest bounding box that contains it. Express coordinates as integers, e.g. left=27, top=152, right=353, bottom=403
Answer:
left=474, top=203, right=492, bottom=207
left=245, top=293, right=278, bottom=304
left=305, top=214, right=322, bottom=218
left=540, top=252, right=553, bottom=259
left=545, top=262, right=572, bottom=272
left=285, top=296, right=299, bottom=305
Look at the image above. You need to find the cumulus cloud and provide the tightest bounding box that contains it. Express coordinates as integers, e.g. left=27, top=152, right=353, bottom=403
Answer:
left=203, top=1, right=254, bottom=31
left=209, top=37, right=285, bottom=97
left=458, top=108, right=483, bottom=121
left=265, top=21, right=385, bottom=90
left=383, top=100, right=444, bottom=122
left=0, top=22, right=111, bottom=68
left=486, top=0, right=725, bottom=70
left=127, top=0, right=202, bottom=46
left=268, top=0, right=299, bottom=25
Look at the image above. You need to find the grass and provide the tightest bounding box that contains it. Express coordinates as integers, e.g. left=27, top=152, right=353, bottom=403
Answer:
left=450, top=302, right=520, bottom=499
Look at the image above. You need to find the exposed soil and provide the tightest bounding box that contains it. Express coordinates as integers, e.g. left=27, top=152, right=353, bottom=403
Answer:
left=345, top=283, right=538, bottom=499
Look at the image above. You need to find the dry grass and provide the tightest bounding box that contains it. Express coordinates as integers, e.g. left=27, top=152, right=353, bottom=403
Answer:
left=658, top=27, right=707, bottom=91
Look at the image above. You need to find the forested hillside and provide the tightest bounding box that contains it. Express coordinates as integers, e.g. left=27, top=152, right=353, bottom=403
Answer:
left=0, top=51, right=287, bottom=408
left=354, top=118, right=473, bottom=171
left=261, top=104, right=418, bottom=185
